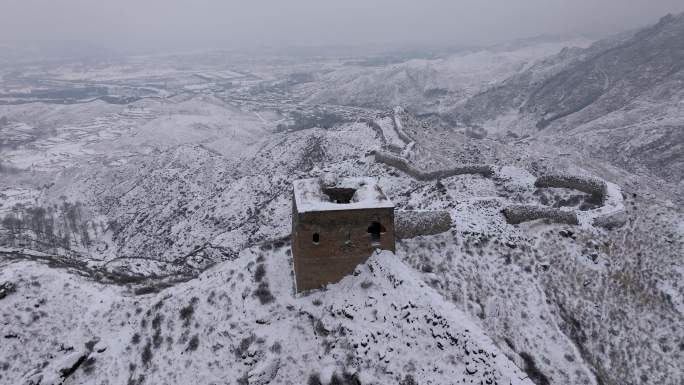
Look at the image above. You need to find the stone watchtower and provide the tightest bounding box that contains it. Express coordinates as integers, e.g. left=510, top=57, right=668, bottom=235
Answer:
left=291, top=177, right=395, bottom=292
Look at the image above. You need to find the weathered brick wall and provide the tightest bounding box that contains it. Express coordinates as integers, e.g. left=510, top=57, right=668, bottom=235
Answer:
left=374, top=150, right=493, bottom=180
left=502, top=205, right=579, bottom=225
left=534, top=174, right=608, bottom=203
left=395, top=210, right=452, bottom=239
left=292, top=204, right=395, bottom=291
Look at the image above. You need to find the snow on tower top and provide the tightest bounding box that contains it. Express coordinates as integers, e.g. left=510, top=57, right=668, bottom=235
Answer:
left=293, top=177, right=394, bottom=213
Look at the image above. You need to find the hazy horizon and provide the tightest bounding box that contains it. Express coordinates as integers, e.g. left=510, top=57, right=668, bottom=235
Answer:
left=2, top=0, right=684, bottom=56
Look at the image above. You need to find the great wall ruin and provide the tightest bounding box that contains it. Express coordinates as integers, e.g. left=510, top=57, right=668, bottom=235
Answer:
left=370, top=107, right=626, bottom=231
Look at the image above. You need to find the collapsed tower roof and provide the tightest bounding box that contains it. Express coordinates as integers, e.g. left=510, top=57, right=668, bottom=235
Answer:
left=292, top=177, right=394, bottom=213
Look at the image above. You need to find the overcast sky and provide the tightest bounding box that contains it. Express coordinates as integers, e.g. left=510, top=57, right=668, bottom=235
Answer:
left=1, top=0, right=683, bottom=53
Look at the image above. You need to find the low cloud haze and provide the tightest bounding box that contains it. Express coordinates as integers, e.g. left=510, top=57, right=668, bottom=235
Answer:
left=2, top=0, right=684, bottom=53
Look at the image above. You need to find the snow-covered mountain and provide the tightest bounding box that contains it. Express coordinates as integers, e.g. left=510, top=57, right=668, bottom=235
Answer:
left=453, top=13, right=684, bottom=184
left=296, top=38, right=593, bottom=115
left=1, top=14, right=683, bottom=385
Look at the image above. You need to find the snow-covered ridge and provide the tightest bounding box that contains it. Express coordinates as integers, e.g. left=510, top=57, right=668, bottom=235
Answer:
left=0, top=244, right=534, bottom=385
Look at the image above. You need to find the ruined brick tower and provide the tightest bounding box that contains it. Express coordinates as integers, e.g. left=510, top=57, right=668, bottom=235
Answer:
left=291, top=177, right=395, bottom=292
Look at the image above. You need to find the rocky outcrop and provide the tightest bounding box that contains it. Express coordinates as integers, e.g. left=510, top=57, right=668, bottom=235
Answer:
left=396, top=210, right=452, bottom=239
left=592, top=211, right=628, bottom=230
left=0, top=281, right=16, bottom=299
left=23, top=350, right=88, bottom=385
left=503, top=205, right=579, bottom=225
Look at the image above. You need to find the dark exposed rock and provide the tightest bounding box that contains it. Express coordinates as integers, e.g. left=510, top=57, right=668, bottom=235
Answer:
left=559, top=229, right=575, bottom=239
left=593, top=211, right=628, bottom=230
left=0, top=282, right=16, bottom=300
left=58, top=353, right=88, bottom=379
left=399, top=374, right=418, bottom=385
left=519, top=352, right=551, bottom=385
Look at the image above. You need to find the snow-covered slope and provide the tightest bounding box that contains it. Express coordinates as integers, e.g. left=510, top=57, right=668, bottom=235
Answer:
left=452, top=13, right=684, bottom=185
left=1, top=247, right=537, bottom=385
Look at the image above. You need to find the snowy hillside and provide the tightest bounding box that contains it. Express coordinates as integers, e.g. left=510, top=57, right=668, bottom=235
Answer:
left=1, top=248, right=539, bottom=385
left=452, top=13, right=684, bottom=187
